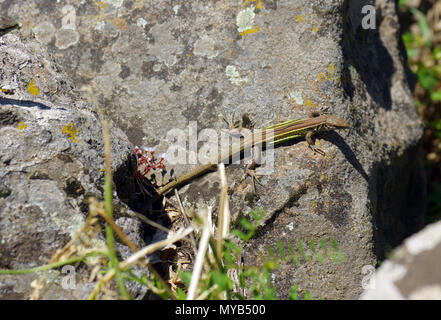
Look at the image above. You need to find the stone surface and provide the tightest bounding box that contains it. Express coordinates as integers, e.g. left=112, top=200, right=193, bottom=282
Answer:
left=360, top=220, right=441, bottom=300
left=0, top=33, right=146, bottom=299
left=1, top=0, right=426, bottom=299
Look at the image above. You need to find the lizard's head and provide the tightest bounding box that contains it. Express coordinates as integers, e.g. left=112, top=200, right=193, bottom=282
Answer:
left=325, top=115, right=350, bottom=129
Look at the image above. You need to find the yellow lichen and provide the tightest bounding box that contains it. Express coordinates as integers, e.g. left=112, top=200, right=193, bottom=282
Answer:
left=111, top=17, right=127, bottom=30
left=313, top=27, right=319, bottom=32
left=317, top=72, right=325, bottom=83
left=295, top=15, right=304, bottom=22
left=239, top=26, right=259, bottom=36
left=326, top=64, right=335, bottom=81
left=243, top=0, right=263, bottom=9
left=62, top=123, right=80, bottom=143
left=17, top=122, right=28, bottom=130
left=304, top=99, right=315, bottom=108
left=26, top=79, right=39, bottom=96
left=92, top=0, right=107, bottom=9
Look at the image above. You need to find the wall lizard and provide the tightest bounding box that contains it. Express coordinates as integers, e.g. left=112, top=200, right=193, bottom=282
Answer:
left=146, top=113, right=349, bottom=206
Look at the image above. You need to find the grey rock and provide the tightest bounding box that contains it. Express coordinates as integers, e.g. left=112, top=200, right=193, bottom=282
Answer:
left=360, top=221, right=441, bottom=300
left=0, top=33, right=145, bottom=299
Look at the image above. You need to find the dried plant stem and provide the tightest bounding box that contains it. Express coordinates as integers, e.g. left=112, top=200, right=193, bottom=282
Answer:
left=96, top=208, right=138, bottom=252
left=196, top=284, right=219, bottom=300
left=102, top=119, right=130, bottom=300
left=187, top=207, right=212, bottom=300
left=131, top=211, right=171, bottom=233
left=0, top=252, right=105, bottom=275
left=174, top=189, right=197, bottom=256
left=216, top=163, right=230, bottom=261
left=88, top=227, right=193, bottom=300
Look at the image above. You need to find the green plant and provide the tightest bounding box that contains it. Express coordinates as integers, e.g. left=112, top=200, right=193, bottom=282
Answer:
left=399, top=1, right=441, bottom=223
left=0, top=90, right=347, bottom=300
left=171, top=207, right=347, bottom=300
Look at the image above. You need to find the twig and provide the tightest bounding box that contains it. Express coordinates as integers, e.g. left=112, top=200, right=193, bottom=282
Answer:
left=96, top=208, right=139, bottom=252
left=174, top=189, right=197, bottom=256
left=0, top=252, right=105, bottom=275
left=216, top=163, right=230, bottom=260
left=131, top=211, right=171, bottom=234
left=187, top=207, right=212, bottom=300
left=88, top=227, right=193, bottom=300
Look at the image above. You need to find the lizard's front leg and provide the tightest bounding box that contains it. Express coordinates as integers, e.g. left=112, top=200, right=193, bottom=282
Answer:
left=244, top=144, right=263, bottom=192
left=306, top=131, right=326, bottom=156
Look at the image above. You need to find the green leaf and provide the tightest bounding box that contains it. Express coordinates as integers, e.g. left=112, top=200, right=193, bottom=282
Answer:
left=331, top=239, right=339, bottom=250
left=431, top=90, right=441, bottom=101
left=179, top=271, right=192, bottom=288
left=298, top=240, right=310, bottom=262
left=409, top=8, right=432, bottom=48
left=176, top=287, right=187, bottom=300
left=319, top=239, right=328, bottom=252
left=304, top=291, right=312, bottom=300
left=402, top=32, right=412, bottom=46
left=331, top=239, right=347, bottom=262
left=267, top=245, right=275, bottom=258
left=264, top=259, right=277, bottom=270
left=276, top=240, right=286, bottom=260
left=263, top=287, right=278, bottom=300
left=223, top=248, right=234, bottom=265
left=434, top=46, right=441, bottom=60
left=316, top=252, right=325, bottom=264
left=224, top=239, right=240, bottom=254
left=239, top=272, right=246, bottom=288
left=289, top=285, right=299, bottom=300
left=417, top=68, right=438, bottom=91
left=406, top=48, right=419, bottom=58
left=212, top=271, right=233, bottom=291
left=327, top=250, right=338, bottom=263
left=309, top=240, right=316, bottom=253
left=287, top=242, right=300, bottom=266
left=240, top=217, right=253, bottom=231
left=231, top=229, right=248, bottom=241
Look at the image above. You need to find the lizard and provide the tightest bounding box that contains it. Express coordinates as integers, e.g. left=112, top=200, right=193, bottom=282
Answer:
left=145, top=112, right=349, bottom=207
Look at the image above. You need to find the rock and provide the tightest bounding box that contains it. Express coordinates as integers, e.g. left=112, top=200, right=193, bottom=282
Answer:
left=360, top=221, right=441, bottom=300
left=1, top=0, right=426, bottom=299
left=0, top=34, right=146, bottom=299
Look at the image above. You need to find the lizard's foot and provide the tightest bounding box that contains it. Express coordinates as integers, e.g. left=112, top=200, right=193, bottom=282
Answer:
left=305, top=130, right=326, bottom=156
left=308, top=144, right=326, bottom=156
left=308, top=106, right=330, bottom=118
left=244, top=168, right=263, bottom=193
left=219, top=112, right=241, bottom=130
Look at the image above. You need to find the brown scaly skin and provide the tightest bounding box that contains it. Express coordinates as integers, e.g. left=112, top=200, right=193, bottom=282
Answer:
left=146, top=113, right=349, bottom=207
